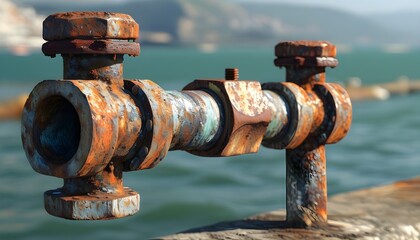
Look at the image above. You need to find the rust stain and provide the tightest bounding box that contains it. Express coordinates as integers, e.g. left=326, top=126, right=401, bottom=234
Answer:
left=43, top=39, right=140, bottom=57
left=275, top=41, right=336, bottom=58
left=22, top=12, right=353, bottom=223
left=269, top=40, right=351, bottom=228
left=43, top=12, right=139, bottom=41
left=184, top=77, right=271, bottom=157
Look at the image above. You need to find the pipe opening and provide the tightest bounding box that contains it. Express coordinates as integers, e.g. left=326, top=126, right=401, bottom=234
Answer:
left=33, top=96, right=81, bottom=165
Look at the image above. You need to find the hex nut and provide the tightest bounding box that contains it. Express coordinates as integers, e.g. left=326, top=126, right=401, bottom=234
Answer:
left=184, top=79, right=271, bottom=156
left=275, top=41, right=336, bottom=58
left=43, top=12, right=139, bottom=41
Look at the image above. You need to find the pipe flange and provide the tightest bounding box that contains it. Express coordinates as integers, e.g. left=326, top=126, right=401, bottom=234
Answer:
left=44, top=187, right=140, bottom=220
left=42, top=40, right=140, bottom=57
left=313, top=83, right=352, bottom=144
left=183, top=79, right=271, bottom=157
left=262, top=82, right=313, bottom=149
left=274, top=57, right=338, bottom=68
left=43, top=12, right=139, bottom=41
left=22, top=80, right=141, bottom=177
left=123, top=80, right=173, bottom=171
left=22, top=80, right=118, bottom=177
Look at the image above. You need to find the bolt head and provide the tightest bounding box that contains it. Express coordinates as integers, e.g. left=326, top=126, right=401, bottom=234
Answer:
left=275, top=41, right=336, bottom=58
left=43, top=12, right=139, bottom=41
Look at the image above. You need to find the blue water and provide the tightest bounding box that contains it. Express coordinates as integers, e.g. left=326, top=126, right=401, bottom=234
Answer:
left=1, top=47, right=420, bottom=239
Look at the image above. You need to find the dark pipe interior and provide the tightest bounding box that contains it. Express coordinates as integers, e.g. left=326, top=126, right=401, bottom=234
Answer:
left=33, top=96, right=81, bottom=165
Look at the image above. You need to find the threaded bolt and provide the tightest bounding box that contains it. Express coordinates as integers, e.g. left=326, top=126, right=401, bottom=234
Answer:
left=225, top=68, right=239, bottom=80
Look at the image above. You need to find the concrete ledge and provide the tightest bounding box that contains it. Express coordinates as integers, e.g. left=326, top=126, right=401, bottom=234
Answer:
left=158, top=177, right=420, bottom=239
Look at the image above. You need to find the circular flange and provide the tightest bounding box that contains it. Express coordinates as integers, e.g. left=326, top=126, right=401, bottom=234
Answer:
left=44, top=187, right=140, bottom=220
left=42, top=40, right=140, bottom=57
left=274, top=57, right=338, bottom=68
left=262, top=82, right=314, bottom=149
left=314, top=83, right=352, bottom=144
left=123, top=80, right=173, bottom=171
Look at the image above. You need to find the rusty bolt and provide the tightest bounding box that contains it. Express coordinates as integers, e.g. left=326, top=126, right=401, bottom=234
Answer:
left=183, top=73, right=271, bottom=157
left=275, top=41, right=336, bottom=58
left=270, top=40, right=351, bottom=228
left=274, top=41, right=338, bottom=69
left=43, top=12, right=139, bottom=41
left=225, top=68, right=239, bottom=80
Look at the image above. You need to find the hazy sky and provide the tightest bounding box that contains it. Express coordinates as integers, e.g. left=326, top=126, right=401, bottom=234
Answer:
left=15, top=0, right=420, bottom=15
left=242, top=0, right=420, bottom=14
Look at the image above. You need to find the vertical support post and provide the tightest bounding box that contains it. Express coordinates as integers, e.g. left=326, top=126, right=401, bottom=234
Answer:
left=274, top=41, right=338, bottom=227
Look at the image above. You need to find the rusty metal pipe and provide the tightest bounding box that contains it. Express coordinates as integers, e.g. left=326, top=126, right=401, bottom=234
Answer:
left=263, top=90, right=289, bottom=140
left=22, top=79, right=142, bottom=219
left=63, top=54, right=124, bottom=84
left=273, top=41, right=352, bottom=227
left=166, top=90, right=222, bottom=151
left=183, top=73, right=272, bottom=157
left=21, top=12, right=144, bottom=220
left=22, top=12, right=353, bottom=223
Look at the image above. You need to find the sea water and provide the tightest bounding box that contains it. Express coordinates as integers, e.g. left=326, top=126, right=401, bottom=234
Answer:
left=0, top=47, right=420, bottom=239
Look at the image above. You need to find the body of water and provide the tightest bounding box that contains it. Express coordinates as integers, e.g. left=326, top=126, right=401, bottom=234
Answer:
left=0, top=47, right=420, bottom=239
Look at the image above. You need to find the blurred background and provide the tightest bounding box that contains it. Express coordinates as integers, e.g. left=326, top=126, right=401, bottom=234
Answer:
left=1, top=0, right=420, bottom=239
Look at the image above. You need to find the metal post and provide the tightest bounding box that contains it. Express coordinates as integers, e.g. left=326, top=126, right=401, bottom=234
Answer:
left=274, top=41, right=342, bottom=227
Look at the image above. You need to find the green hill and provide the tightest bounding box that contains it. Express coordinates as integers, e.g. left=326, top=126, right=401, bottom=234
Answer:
left=26, top=0, right=415, bottom=47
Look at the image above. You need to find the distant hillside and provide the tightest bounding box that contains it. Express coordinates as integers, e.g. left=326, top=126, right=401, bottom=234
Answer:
left=239, top=3, right=400, bottom=46
left=13, top=0, right=420, bottom=48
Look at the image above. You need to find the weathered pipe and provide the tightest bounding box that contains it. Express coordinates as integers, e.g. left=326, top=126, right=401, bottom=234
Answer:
left=63, top=54, right=124, bottom=84
left=23, top=80, right=143, bottom=177
left=274, top=41, right=352, bottom=227
left=22, top=12, right=352, bottom=222
left=22, top=69, right=350, bottom=221
left=23, top=79, right=291, bottom=175
left=21, top=11, right=145, bottom=219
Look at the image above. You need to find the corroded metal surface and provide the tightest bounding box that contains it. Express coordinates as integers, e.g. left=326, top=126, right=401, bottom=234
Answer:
left=167, top=90, right=221, bottom=151
left=262, top=90, right=288, bottom=140
left=274, top=41, right=338, bottom=68
left=314, top=83, right=352, bottom=144
left=184, top=78, right=271, bottom=157
left=22, top=11, right=353, bottom=222
left=274, top=57, right=338, bottom=68
left=270, top=40, right=352, bottom=227
left=275, top=41, right=336, bottom=58
left=262, top=83, right=313, bottom=149
left=22, top=11, right=144, bottom=219
left=124, top=80, right=173, bottom=171
left=63, top=54, right=124, bottom=84
left=22, top=80, right=142, bottom=178
left=43, top=12, right=139, bottom=41
left=45, top=187, right=139, bottom=220
left=286, top=146, right=327, bottom=227
left=225, top=68, right=239, bottom=80
left=42, top=39, right=140, bottom=57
